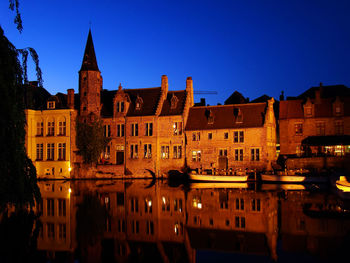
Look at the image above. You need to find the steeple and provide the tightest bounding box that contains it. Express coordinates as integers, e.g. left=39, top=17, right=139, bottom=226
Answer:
left=80, top=29, right=99, bottom=71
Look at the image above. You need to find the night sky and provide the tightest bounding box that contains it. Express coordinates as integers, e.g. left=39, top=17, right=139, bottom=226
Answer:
left=1, top=0, right=349, bottom=105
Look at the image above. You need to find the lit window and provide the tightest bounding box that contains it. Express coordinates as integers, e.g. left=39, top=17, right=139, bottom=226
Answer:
left=173, top=122, right=183, bottom=135
left=251, top=148, right=260, bottom=161
left=295, top=123, right=303, bottom=136
left=161, top=196, right=170, bottom=212
left=192, top=150, right=201, bottom=162
left=161, top=145, right=169, bottom=159
left=173, top=145, right=182, bottom=159
left=145, top=198, right=152, bottom=213
left=192, top=197, right=202, bottom=209
left=130, top=144, right=138, bottom=159
left=144, top=144, right=152, bottom=159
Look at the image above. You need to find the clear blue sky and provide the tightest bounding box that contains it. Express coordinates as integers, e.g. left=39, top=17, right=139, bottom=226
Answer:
left=1, top=0, right=349, bottom=105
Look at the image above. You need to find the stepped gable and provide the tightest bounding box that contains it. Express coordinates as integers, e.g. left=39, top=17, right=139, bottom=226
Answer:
left=159, top=90, right=187, bottom=116
left=185, top=102, right=267, bottom=131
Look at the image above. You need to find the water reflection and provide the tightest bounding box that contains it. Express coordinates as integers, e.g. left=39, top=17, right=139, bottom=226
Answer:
left=33, top=180, right=350, bottom=262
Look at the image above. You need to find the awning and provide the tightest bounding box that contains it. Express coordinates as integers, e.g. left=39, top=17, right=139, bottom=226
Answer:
left=301, top=135, right=350, bottom=146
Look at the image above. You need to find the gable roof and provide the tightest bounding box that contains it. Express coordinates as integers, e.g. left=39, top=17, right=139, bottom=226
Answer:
left=100, top=87, right=162, bottom=117
left=185, top=103, right=267, bottom=131
left=159, top=90, right=187, bottom=116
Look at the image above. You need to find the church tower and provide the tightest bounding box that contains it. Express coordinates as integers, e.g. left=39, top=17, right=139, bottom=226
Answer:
left=79, top=29, right=102, bottom=120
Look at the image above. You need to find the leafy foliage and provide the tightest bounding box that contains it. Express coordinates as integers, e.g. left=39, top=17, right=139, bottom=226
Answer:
left=76, top=118, right=111, bottom=164
left=8, top=0, right=23, bottom=33
left=0, top=26, right=41, bottom=208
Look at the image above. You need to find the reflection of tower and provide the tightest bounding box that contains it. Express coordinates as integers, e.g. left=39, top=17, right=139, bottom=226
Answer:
left=79, top=30, right=102, bottom=121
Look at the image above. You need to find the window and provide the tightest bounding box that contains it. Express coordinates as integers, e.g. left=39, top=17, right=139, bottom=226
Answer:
left=219, top=149, right=228, bottom=156
left=144, top=144, right=152, bottom=159
left=58, top=223, right=66, bottom=241
left=117, top=220, right=126, bottom=233
left=173, top=145, right=182, bottom=159
left=130, top=144, right=138, bottom=159
left=174, top=222, right=183, bottom=235
left=235, top=198, right=244, bottom=210
left=335, top=121, right=344, bottom=135
left=117, top=124, right=125, bottom=137
left=47, top=223, right=55, bottom=239
left=47, top=143, right=55, bottom=160
left=146, top=123, right=153, bottom=136
left=47, top=121, right=55, bottom=136
left=161, top=196, right=170, bottom=211
left=251, top=198, right=261, bottom=212
left=174, top=199, right=183, bottom=212
left=192, top=196, right=202, bottom=209
left=295, top=123, right=303, bottom=136
left=58, top=121, right=66, bottom=136
left=131, top=220, right=139, bottom=234
left=233, top=131, right=244, bottom=143
left=36, top=121, right=43, bottom=136
left=251, top=148, right=260, bottom=161
left=131, top=123, right=138, bottom=136
left=161, top=145, right=169, bottom=159
left=104, top=125, right=111, bottom=137
left=235, top=216, right=245, bottom=229
left=103, top=145, right=110, bottom=160
left=58, top=143, right=66, bottom=160
left=224, top=132, right=229, bottom=139
left=208, top=132, right=212, bottom=140
left=173, top=122, right=183, bottom=135
left=131, top=197, right=139, bottom=212
left=117, top=192, right=125, bottom=207
left=117, top=101, right=125, bottom=112
left=192, top=132, right=200, bottom=141
left=145, top=198, right=152, bottom=213
left=305, top=107, right=312, bottom=117
left=192, top=150, right=201, bottom=162
left=135, top=96, right=143, bottom=110
left=316, top=122, right=325, bottom=136
left=36, top=143, right=43, bottom=160
left=47, top=198, right=54, bottom=216
left=146, top=220, right=154, bottom=235
left=58, top=199, right=66, bottom=216
left=234, top=149, right=243, bottom=161
left=48, top=101, right=55, bottom=109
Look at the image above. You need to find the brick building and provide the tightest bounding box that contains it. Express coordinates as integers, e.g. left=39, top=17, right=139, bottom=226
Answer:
left=185, top=98, right=277, bottom=172
left=279, top=84, right=350, bottom=170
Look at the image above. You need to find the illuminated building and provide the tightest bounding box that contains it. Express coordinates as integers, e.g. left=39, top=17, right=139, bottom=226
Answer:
left=185, top=98, right=277, bottom=172
left=279, top=83, right=350, bottom=170
left=25, top=82, right=77, bottom=178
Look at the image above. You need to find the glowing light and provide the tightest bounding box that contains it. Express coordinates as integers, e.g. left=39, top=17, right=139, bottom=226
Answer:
left=68, top=167, right=72, bottom=172
left=198, top=203, right=202, bottom=209
left=148, top=200, right=152, bottom=207
left=68, top=188, right=72, bottom=193
left=162, top=197, right=166, bottom=204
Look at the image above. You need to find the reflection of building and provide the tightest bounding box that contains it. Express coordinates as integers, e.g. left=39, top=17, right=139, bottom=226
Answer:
left=185, top=98, right=277, bottom=172
left=25, top=82, right=77, bottom=178
left=36, top=181, right=73, bottom=259
left=280, top=191, right=350, bottom=260
left=186, top=187, right=279, bottom=260
left=279, top=84, right=350, bottom=170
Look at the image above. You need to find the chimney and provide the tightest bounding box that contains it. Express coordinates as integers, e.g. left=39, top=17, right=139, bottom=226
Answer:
left=279, top=91, right=284, bottom=101
left=67, top=89, right=75, bottom=109
left=315, top=83, right=322, bottom=104
left=186, top=77, right=194, bottom=107
left=161, top=75, right=168, bottom=94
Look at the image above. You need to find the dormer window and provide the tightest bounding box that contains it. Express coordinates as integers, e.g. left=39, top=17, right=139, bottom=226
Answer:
left=234, top=108, right=243, bottom=123
left=48, top=101, right=55, bottom=109
left=208, top=110, right=214, bottom=124
left=305, top=106, right=312, bottom=117
left=116, top=101, right=125, bottom=112
left=170, top=94, right=178, bottom=110
left=135, top=96, right=143, bottom=111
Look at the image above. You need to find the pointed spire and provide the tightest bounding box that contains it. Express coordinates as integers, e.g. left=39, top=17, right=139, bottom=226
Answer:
left=80, top=29, right=99, bottom=71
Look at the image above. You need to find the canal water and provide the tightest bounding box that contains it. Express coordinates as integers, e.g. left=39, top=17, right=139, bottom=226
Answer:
left=2, top=179, right=350, bottom=262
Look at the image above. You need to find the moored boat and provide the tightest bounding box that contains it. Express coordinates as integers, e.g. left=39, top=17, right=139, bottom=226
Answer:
left=336, top=176, right=350, bottom=192
left=189, top=170, right=248, bottom=182
left=261, top=169, right=328, bottom=183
